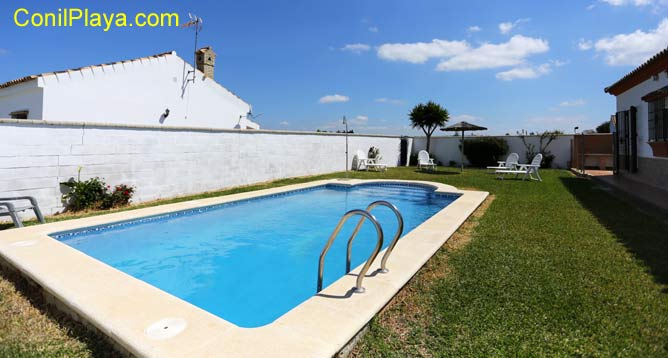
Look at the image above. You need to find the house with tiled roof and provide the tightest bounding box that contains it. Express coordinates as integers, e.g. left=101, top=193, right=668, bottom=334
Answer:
left=0, top=47, right=260, bottom=129
left=605, top=47, right=668, bottom=188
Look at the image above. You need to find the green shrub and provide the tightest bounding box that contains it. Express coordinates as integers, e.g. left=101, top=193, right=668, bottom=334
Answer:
left=60, top=177, right=107, bottom=212
left=596, top=121, right=610, bottom=133
left=100, top=184, right=135, bottom=209
left=517, top=130, right=563, bottom=168
left=60, top=171, right=135, bottom=212
left=368, top=146, right=381, bottom=160
left=463, top=138, right=509, bottom=167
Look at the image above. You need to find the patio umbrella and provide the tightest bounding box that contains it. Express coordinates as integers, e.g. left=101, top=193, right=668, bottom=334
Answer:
left=440, top=121, right=487, bottom=172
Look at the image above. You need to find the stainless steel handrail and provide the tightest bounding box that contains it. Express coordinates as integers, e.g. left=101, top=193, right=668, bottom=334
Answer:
left=317, top=209, right=383, bottom=294
left=345, top=201, right=404, bottom=274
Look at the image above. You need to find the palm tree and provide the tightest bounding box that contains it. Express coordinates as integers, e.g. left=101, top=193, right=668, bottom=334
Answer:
left=409, top=101, right=449, bottom=153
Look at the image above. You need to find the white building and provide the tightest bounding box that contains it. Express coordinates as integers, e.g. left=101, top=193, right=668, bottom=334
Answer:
left=0, top=47, right=260, bottom=129
left=605, top=47, right=668, bottom=187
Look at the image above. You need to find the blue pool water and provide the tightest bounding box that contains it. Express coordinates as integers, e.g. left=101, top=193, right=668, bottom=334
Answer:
left=53, top=183, right=459, bottom=328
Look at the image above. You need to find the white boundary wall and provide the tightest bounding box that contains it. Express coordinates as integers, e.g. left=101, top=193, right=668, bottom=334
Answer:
left=0, top=120, right=404, bottom=217
left=412, top=135, right=574, bottom=168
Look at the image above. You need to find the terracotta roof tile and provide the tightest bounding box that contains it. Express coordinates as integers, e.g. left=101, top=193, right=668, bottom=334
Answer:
left=605, top=47, right=668, bottom=96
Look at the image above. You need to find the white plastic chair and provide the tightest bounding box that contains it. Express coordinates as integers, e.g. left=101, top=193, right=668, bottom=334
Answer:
left=366, top=156, right=387, bottom=172
left=417, top=150, right=436, bottom=171
left=496, top=154, right=543, bottom=181
left=487, top=153, right=519, bottom=172
left=354, top=150, right=369, bottom=171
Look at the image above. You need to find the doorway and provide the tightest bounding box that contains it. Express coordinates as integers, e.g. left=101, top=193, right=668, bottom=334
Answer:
left=615, top=106, right=638, bottom=173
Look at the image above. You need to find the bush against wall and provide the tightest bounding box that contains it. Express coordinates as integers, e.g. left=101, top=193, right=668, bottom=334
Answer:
left=60, top=168, right=134, bottom=212
left=60, top=177, right=107, bottom=212
left=518, top=130, right=563, bottom=168
left=463, top=137, right=509, bottom=167
left=101, top=184, right=135, bottom=209
left=368, top=146, right=381, bottom=161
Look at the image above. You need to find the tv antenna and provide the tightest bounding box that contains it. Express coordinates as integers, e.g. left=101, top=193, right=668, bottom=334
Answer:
left=182, top=13, right=203, bottom=83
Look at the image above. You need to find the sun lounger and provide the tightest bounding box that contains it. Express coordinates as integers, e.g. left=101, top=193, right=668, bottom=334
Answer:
left=496, top=154, right=543, bottom=181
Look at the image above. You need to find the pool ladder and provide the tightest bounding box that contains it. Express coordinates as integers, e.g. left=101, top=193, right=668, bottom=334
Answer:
left=317, top=201, right=404, bottom=294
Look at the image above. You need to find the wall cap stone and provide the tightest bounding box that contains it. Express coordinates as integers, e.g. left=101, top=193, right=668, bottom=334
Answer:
left=0, top=119, right=402, bottom=138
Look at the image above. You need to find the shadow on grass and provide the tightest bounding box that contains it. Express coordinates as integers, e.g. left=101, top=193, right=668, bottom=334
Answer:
left=561, top=176, right=668, bottom=288
left=0, top=263, right=120, bottom=357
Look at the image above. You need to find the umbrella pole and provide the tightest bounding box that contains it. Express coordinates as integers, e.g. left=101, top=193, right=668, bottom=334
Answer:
left=460, top=131, right=464, bottom=172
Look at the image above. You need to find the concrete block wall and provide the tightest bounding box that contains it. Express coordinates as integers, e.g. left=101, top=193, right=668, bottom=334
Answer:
left=636, top=157, right=668, bottom=188
left=0, top=120, right=404, bottom=219
left=412, top=135, right=574, bottom=168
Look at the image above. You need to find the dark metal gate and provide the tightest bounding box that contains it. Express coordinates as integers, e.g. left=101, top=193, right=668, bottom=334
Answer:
left=615, top=106, right=638, bottom=173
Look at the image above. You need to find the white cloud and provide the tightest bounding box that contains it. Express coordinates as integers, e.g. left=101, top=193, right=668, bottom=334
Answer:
left=369, top=26, right=379, bottom=33
left=495, top=63, right=552, bottom=81
left=601, top=0, right=654, bottom=6
left=377, top=39, right=469, bottom=63
left=377, top=34, right=550, bottom=76
left=578, top=39, right=593, bottom=50
left=587, top=3, right=597, bottom=10
left=318, top=94, right=350, bottom=104
left=451, top=114, right=484, bottom=123
left=600, top=0, right=668, bottom=13
left=341, top=43, right=371, bottom=54
left=499, top=22, right=515, bottom=34
left=436, top=35, right=549, bottom=71
left=593, top=18, right=668, bottom=65
left=375, top=97, right=405, bottom=105
left=560, top=99, right=586, bottom=107
left=499, top=18, right=530, bottom=34
left=467, top=25, right=482, bottom=33
left=551, top=59, right=569, bottom=67
left=279, top=121, right=289, bottom=126
left=351, top=115, right=369, bottom=125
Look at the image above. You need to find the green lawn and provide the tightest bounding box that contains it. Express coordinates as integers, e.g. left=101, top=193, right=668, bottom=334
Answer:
left=354, top=168, right=668, bottom=357
left=1, top=168, right=667, bottom=357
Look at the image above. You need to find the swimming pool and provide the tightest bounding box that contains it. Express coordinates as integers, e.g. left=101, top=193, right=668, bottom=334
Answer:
left=52, top=183, right=459, bottom=327
left=0, top=179, right=488, bottom=356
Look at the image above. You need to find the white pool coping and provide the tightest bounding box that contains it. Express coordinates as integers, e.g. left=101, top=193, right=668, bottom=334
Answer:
left=0, top=179, right=488, bottom=357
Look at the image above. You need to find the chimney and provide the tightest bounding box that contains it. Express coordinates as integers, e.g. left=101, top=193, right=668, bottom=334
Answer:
left=195, top=46, right=216, bottom=79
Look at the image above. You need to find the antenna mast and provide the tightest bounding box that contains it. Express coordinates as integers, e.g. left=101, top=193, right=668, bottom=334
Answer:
left=181, top=13, right=203, bottom=83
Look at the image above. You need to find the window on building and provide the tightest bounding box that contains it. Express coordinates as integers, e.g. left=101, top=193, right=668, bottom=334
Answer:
left=9, top=110, right=29, bottom=120
left=648, top=97, right=668, bottom=142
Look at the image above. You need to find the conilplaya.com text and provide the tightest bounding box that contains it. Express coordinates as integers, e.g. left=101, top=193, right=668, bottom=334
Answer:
left=13, top=8, right=180, bottom=32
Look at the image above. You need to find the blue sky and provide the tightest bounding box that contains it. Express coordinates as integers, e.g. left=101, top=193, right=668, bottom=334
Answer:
left=1, top=0, right=667, bottom=135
